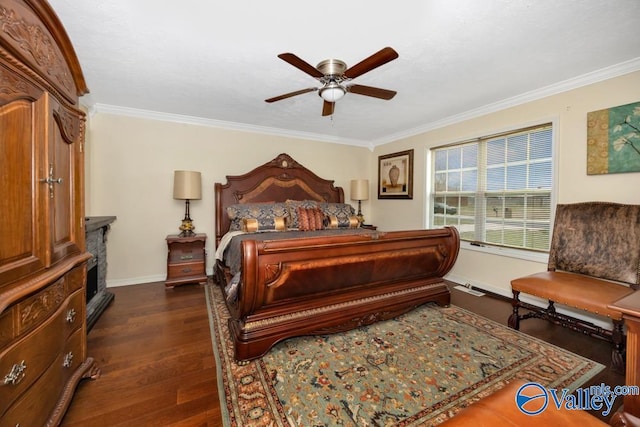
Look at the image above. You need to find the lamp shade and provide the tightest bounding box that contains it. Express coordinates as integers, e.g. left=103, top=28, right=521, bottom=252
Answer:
left=350, top=179, right=369, bottom=201
left=173, top=170, right=202, bottom=200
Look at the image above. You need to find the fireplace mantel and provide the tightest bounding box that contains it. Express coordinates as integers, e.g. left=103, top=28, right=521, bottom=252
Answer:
left=85, top=216, right=116, bottom=330
left=86, top=216, right=117, bottom=233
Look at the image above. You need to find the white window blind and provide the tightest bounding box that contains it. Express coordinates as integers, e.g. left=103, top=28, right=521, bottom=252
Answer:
left=430, top=124, right=553, bottom=252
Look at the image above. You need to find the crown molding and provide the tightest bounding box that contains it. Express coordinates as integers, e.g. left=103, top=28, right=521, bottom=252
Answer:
left=88, top=104, right=372, bottom=148
left=374, top=57, right=640, bottom=146
left=85, top=57, right=640, bottom=150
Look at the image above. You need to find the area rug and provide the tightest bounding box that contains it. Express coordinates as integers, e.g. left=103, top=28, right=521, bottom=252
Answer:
left=205, top=284, right=604, bottom=426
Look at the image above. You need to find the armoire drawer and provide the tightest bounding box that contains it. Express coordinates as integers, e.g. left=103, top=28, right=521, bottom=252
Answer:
left=0, top=266, right=84, bottom=351
left=64, top=289, right=85, bottom=337
left=0, top=277, right=65, bottom=350
left=0, top=292, right=72, bottom=415
left=65, top=264, right=87, bottom=294
left=1, top=329, right=83, bottom=427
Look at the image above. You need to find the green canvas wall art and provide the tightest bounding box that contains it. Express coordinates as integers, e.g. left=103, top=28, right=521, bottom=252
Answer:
left=587, top=101, right=640, bottom=175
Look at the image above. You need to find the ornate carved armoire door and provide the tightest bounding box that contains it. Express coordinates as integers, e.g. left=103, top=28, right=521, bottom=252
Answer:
left=45, top=92, right=85, bottom=268
left=0, top=74, right=48, bottom=285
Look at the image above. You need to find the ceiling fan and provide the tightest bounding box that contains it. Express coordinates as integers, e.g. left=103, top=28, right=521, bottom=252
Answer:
left=265, top=47, right=399, bottom=116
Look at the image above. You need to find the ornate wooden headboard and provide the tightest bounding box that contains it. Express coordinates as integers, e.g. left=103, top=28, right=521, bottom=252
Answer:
left=214, top=153, right=344, bottom=245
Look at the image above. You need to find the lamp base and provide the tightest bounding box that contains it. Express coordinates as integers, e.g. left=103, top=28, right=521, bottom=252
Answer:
left=178, top=199, right=196, bottom=236
left=179, top=218, right=195, bottom=237
left=356, top=200, right=365, bottom=225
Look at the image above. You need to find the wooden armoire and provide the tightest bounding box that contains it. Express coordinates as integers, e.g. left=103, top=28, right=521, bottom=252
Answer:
left=0, top=0, right=98, bottom=425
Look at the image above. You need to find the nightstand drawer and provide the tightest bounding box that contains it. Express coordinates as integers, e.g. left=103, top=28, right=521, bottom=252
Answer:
left=168, top=243, right=205, bottom=263
left=167, top=261, right=205, bottom=278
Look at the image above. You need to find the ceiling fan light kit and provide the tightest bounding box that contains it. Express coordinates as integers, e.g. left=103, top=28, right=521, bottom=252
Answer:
left=319, top=82, right=346, bottom=102
left=265, top=47, right=398, bottom=116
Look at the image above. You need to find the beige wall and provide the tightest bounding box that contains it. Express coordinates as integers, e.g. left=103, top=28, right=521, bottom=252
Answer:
left=87, top=71, right=640, bottom=291
left=371, top=70, right=640, bottom=297
left=85, top=114, right=371, bottom=285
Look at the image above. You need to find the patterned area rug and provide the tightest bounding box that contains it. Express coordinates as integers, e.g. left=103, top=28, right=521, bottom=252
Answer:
left=205, top=284, right=604, bottom=426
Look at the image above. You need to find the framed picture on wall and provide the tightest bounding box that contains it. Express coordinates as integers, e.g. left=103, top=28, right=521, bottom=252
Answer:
left=378, top=149, right=413, bottom=199
left=587, top=100, right=640, bottom=175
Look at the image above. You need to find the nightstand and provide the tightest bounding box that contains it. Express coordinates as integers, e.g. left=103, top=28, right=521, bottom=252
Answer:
left=165, top=233, right=208, bottom=287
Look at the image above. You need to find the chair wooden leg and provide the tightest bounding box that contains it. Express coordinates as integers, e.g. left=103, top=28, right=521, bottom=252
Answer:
left=508, top=290, right=520, bottom=330
left=612, top=318, right=626, bottom=373
left=547, top=300, right=556, bottom=314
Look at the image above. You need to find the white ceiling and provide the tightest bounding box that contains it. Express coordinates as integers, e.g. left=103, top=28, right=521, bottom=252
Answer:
left=49, top=0, right=640, bottom=148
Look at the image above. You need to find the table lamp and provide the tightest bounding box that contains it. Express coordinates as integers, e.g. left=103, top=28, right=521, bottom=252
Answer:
left=350, top=179, right=369, bottom=225
left=173, top=170, right=202, bottom=236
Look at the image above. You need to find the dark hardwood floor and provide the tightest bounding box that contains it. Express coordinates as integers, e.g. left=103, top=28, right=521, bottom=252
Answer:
left=62, top=282, right=220, bottom=427
left=61, top=281, right=623, bottom=426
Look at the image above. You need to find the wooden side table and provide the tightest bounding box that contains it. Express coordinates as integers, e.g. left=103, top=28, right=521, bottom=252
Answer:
left=608, top=291, right=640, bottom=426
left=165, top=233, right=208, bottom=287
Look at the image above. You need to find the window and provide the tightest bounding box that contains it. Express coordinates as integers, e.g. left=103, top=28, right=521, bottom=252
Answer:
left=430, top=124, right=553, bottom=252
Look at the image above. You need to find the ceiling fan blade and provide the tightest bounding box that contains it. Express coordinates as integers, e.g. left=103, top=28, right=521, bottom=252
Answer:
left=347, top=84, right=397, bottom=100
left=343, top=47, right=398, bottom=79
left=322, top=101, right=335, bottom=116
left=265, top=87, right=317, bottom=103
left=278, top=53, right=324, bottom=79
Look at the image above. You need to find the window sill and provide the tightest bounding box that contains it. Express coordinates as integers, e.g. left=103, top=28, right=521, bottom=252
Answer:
left=460, top=241, right=549, bottom=264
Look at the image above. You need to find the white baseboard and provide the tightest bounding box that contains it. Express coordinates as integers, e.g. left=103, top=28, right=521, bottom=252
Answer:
left=445, top=273, right=612, bottom=331
left=107, top=274, right=165, bottom=287
left=106, top=268, right=215, bottom=288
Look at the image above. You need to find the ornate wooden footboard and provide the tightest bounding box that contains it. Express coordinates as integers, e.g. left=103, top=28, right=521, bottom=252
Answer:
left=226, top=228, right=459, bottom=361
left=214, top=154, right=460, bottom=361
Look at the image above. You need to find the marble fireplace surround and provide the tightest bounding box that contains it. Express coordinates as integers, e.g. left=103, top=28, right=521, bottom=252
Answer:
left=85, top=216, right=116, bottom=330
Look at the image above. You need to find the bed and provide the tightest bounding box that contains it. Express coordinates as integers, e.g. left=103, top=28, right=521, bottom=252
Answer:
left=214, top=153, right=460, bottom=362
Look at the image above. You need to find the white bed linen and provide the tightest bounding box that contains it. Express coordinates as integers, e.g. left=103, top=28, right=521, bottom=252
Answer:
left=215, top=230, right=245, bottom=261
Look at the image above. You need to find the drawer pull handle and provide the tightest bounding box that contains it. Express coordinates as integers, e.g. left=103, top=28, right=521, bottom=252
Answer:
left=180, top=254, right=194, bottom=260
left=4, top=361, right=26, bottom=386
left=66, top=308, right=77, bottom=323
left=181, top=267, right=192, bottom=273
left=63, top=352, right=74, bottom=368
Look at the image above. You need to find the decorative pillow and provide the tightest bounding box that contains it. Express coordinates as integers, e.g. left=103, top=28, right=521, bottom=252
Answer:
left=227, top=202, right=289, bottom=231
left=319, top=202, right=356, bottom=218
left=318, top=202, right=359, bottom=228
left=325, top=215, right=360, bottom=229
left=286, top=200, right=319, bottom=229
left=310, top=208, right=325, bottom=230
left=241, top=217, right=287, bottom=232
left=297, top=206, right=325, bottom=231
